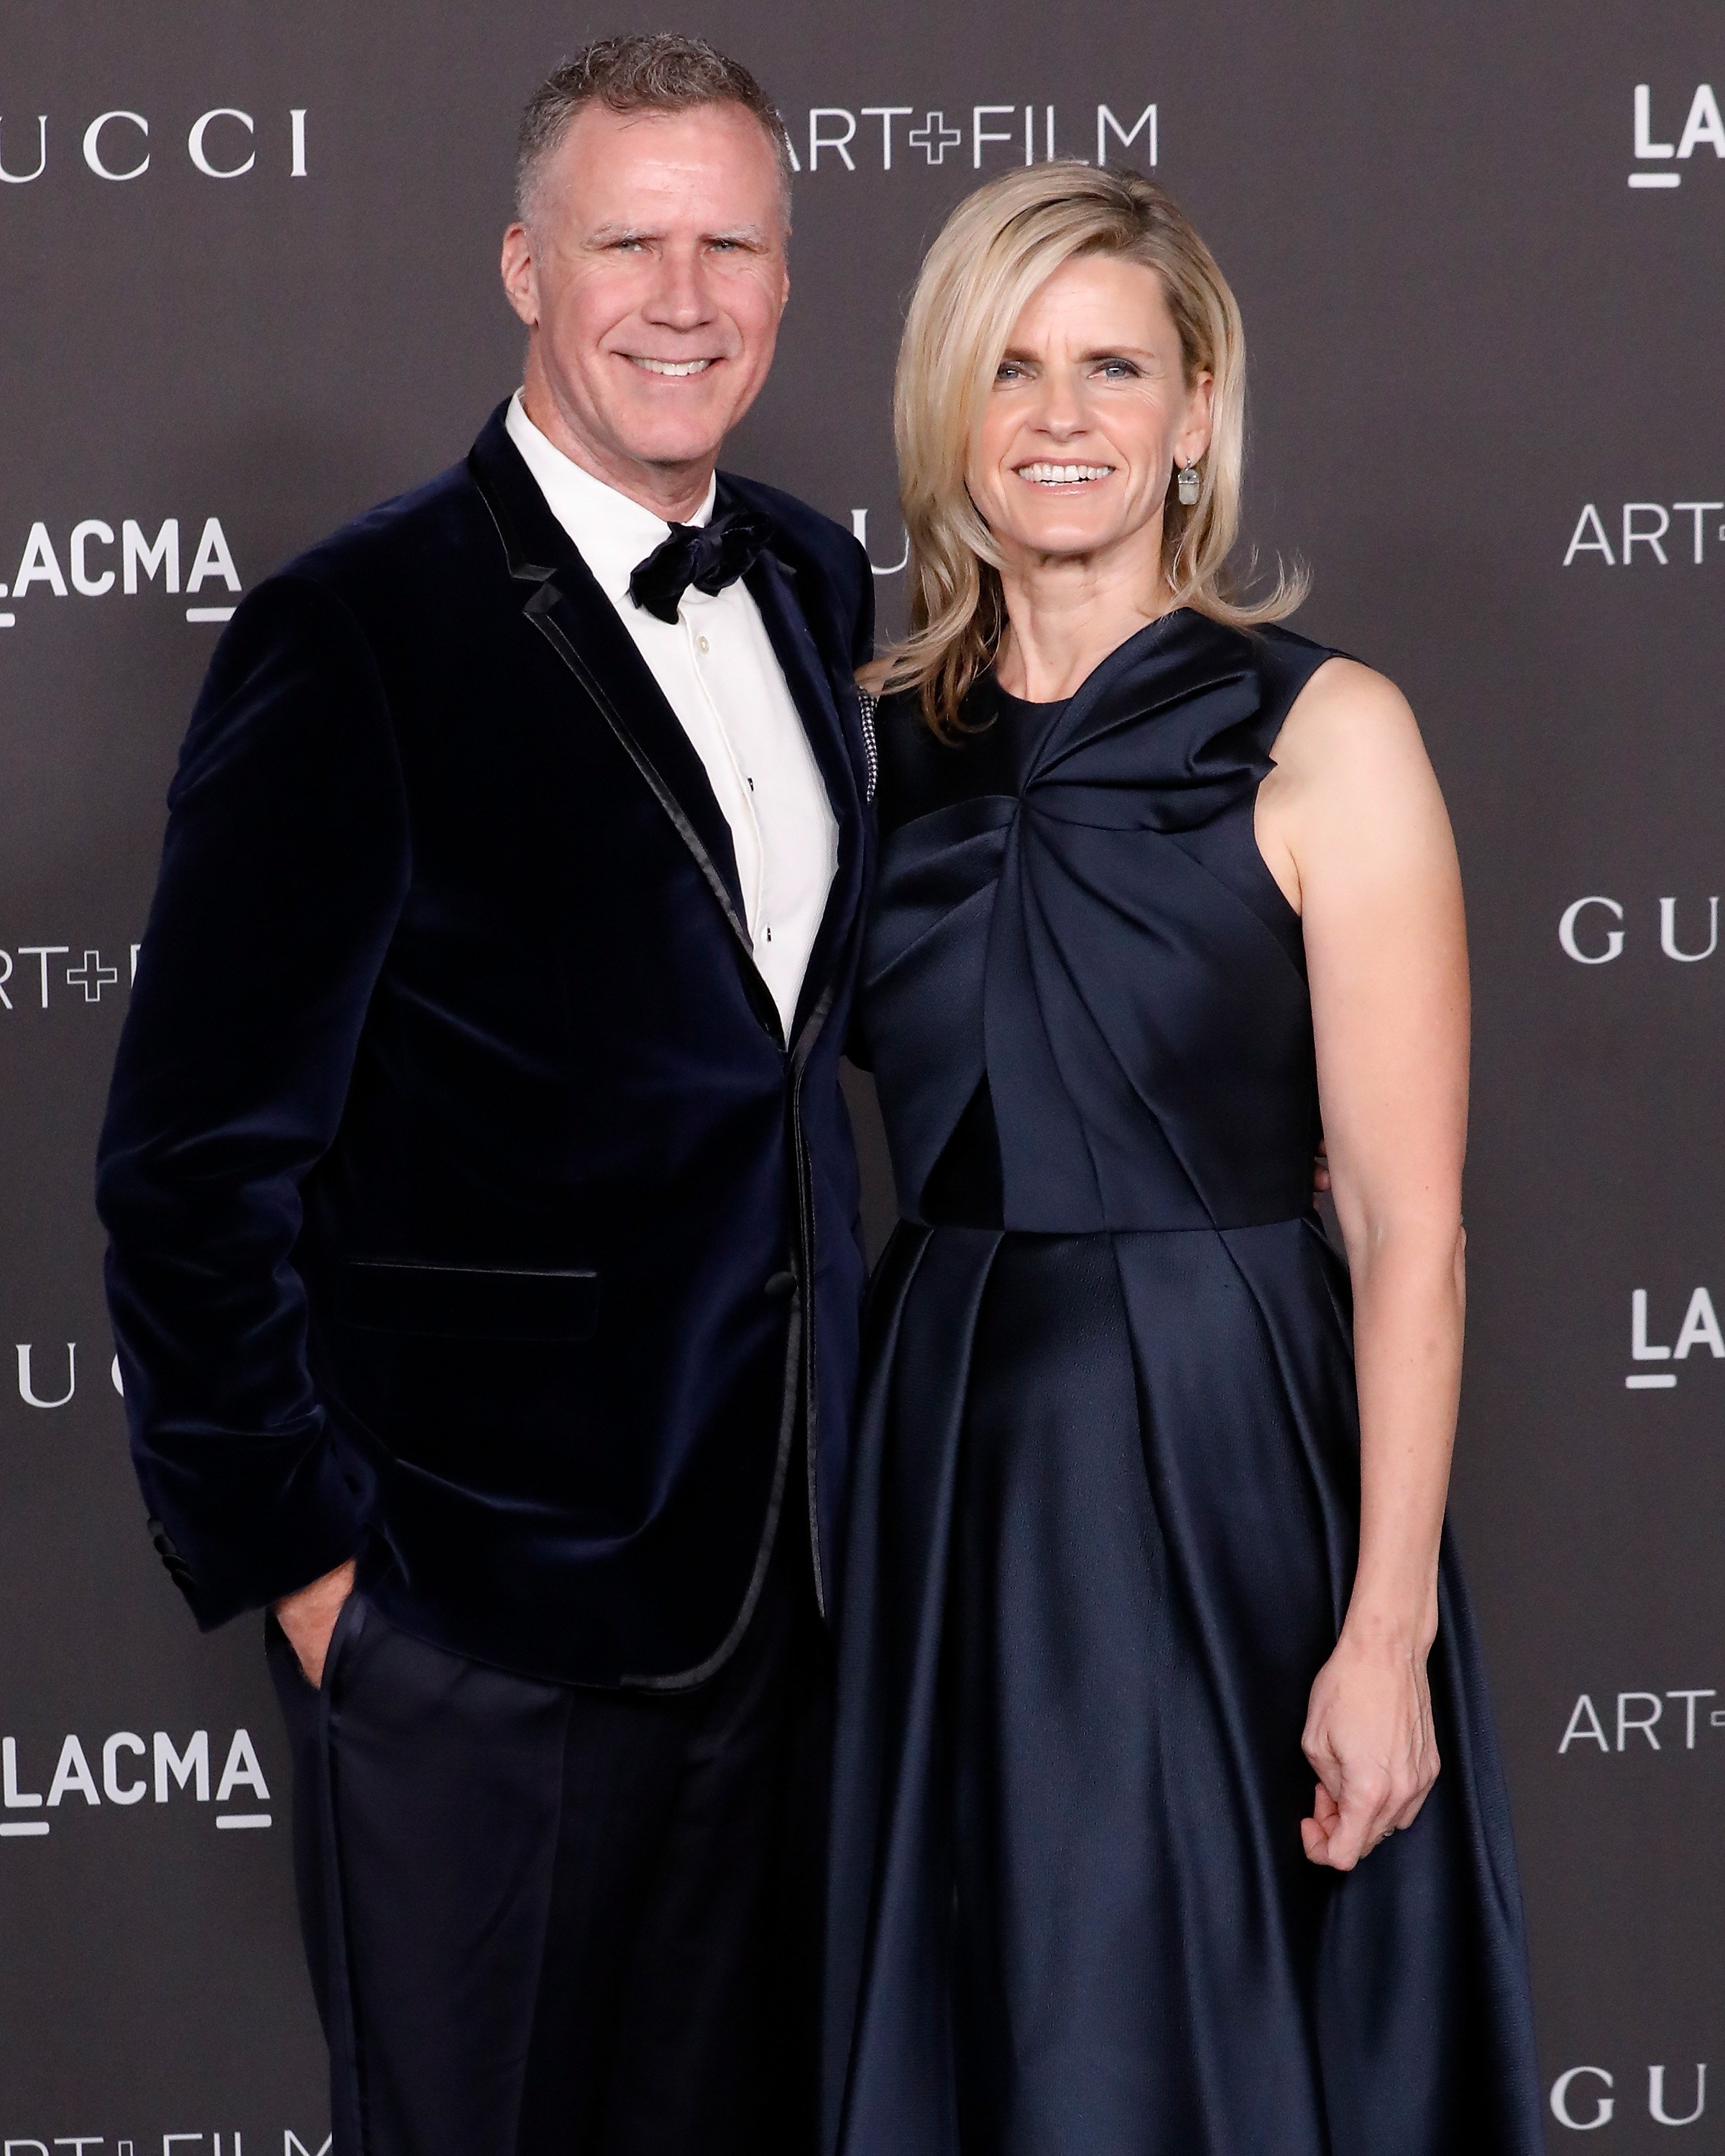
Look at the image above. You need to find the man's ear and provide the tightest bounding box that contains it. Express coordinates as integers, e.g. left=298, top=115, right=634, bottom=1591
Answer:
left=500, top=222, right=538, bottom=329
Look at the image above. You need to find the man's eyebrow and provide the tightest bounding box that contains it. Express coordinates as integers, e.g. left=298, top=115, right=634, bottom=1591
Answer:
left=582, top=221, right=774, bottom=248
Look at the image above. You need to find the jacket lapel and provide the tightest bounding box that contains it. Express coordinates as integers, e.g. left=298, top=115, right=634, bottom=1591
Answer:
left=532, top=568, right=753, bottom=936
left=467, top=409, right=755, bottom=959
left=468, top=407, right=870, bottom=1055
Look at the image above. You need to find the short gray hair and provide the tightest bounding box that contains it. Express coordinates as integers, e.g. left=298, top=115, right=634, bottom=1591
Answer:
left=515, top=33, right=794, bottom=229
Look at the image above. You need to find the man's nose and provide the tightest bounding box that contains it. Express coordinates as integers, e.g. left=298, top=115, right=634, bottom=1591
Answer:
left=641, top=245, right=714, bottom=329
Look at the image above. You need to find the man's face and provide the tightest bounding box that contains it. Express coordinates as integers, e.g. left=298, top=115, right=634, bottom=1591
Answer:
left=502, top=101, right=789, bottom=513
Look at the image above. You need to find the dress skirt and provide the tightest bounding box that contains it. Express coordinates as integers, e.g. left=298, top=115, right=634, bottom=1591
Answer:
left=822, top=1215, right=1544, bottom=2156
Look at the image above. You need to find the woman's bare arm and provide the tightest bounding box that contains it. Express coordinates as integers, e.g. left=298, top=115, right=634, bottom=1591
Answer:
left=1256, top=657, right=1469, bottom=1870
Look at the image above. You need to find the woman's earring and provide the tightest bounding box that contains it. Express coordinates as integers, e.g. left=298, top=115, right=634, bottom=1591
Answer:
left=1177, top=461, right=1201, bottom=507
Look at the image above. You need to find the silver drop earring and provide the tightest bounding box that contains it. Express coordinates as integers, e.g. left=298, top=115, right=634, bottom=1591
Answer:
left=1177, top=461, right=1201, bottom=507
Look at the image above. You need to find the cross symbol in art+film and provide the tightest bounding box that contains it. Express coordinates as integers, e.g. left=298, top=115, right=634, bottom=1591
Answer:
left=66, top=950, right=120, bottom=1001
left=908, top=112, right=964, bottom=165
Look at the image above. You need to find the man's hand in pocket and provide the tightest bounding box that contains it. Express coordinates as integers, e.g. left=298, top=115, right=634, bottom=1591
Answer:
left=275, top=1559, right=356, bottom=1687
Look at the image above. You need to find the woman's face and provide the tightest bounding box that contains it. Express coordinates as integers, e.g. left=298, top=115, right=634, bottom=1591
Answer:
left=967, top=254, right=1213, bottom=576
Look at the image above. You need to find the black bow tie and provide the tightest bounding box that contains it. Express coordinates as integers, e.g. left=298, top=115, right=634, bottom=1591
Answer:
left=627, top=509, right=776, bottom=624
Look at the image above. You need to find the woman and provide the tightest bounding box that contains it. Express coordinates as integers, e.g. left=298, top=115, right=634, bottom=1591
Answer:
left=824, top=166, right=1544, bottom=2155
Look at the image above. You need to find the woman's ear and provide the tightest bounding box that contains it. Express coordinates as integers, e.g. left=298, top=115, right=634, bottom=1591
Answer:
left=1177, top=369, right=1215, bottom=468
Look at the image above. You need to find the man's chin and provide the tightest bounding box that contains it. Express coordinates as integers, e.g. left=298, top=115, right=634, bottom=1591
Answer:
left=610, top=415, right=737, bottom=475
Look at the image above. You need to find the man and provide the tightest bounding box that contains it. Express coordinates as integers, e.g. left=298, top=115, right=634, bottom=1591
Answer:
left=97, top=34, right=873, bottom=2156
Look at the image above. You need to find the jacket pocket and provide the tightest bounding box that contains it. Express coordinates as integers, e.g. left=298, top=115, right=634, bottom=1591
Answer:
left=339, top=1261, right=599, bottom=1341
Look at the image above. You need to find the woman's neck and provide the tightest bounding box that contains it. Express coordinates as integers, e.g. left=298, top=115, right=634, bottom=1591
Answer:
left=994, top=533, right=1174, bottom=701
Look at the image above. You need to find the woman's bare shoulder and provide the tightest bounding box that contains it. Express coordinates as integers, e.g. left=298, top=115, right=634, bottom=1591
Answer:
left=1270, top=655, right=1425, bottom=779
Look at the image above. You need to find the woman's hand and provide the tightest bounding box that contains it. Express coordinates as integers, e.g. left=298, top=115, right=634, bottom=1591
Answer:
left=1300, top=1626, right=1440, bottom=1869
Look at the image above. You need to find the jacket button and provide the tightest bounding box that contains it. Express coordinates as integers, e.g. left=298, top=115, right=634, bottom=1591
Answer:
left=764, top=1270, right=796, bottom=1300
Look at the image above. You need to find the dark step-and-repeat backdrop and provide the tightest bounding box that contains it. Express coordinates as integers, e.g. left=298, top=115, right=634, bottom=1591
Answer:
left=1, top=3, right=1720, bottom=2147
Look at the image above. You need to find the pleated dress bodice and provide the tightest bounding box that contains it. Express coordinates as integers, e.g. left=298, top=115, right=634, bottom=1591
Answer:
left=858, top=609, right=1332, bottom=1234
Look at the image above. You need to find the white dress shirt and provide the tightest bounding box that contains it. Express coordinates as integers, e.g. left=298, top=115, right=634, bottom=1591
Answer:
left=506, top=391, right=838, bottom=1038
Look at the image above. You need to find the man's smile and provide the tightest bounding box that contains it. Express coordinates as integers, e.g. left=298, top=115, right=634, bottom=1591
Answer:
left=627, top=355, right=719, bottom=377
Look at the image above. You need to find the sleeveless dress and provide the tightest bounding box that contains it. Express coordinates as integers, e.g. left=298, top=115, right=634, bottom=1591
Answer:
left=824, top=612, right=1544, bottom=2156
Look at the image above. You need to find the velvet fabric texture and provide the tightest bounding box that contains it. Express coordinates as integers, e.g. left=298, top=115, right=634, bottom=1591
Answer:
left=98, top=403, right=875, bottom=1687
left=824, top=617, right=1545, bottom=2154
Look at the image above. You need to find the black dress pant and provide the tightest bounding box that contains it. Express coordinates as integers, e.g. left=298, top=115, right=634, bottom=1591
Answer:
left=267, top=1515, right=831, bottom=2156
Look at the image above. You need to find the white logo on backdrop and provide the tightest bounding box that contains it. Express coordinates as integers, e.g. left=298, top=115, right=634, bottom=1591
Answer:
left=13, top=1342, right=109, bottom=1409
left=5, top=1337, right=126, bottom=1411
left=0, top=517, right=241, bottom=631
left=1559, top=1689, right=1725, bottom=1754
left=1558, top=896, right=1719, bottom=964
left=0, top=942, right=137, bottom=1011
left=0, top=108, right=309, bottom=185
left=1, top=2134, right=330, bottom=2155
left=1629, top=81, right=1724, bottom=188
left=850, top=509, right=908, bottom=579
left=1551, top=2064, right=1707, bottom=2129
left=1563, top=500, right=1725, bottom=566
left=0, top=1726, right=272, bottom=1839
left=787, top=101, right=1156, bottom=175
left=1622, top=1287, right=1724, bottom=1391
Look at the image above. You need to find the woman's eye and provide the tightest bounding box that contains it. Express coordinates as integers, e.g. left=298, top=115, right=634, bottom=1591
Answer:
left=995, top=362, right=1026, bottom=383
left=1097, top=359, right=1138, bottom=379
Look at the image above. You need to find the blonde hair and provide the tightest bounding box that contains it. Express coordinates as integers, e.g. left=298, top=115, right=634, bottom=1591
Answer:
left=865, top=163, right=1306, bottom=728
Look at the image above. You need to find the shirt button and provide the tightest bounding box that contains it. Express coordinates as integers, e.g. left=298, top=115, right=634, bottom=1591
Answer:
left=697, top=635, right=710, bottom=653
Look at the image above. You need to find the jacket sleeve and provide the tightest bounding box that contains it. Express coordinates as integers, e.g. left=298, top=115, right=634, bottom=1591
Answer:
left=96, top=573, right=410, bottom=1628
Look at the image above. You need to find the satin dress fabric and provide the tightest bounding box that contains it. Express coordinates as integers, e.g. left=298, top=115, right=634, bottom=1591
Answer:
left=824, top=613, right=1544, bottom=2156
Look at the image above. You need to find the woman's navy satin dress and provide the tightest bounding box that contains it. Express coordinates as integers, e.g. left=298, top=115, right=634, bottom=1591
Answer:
left=824, top=612, right=1544, bottom=2156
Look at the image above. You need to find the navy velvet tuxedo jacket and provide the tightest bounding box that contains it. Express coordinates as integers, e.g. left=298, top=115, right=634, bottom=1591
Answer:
left=96, top=404, right=876, bottom=1687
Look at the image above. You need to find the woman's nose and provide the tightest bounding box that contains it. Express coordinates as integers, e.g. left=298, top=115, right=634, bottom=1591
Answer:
left=1031, top=371, right=1087, bottom=436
